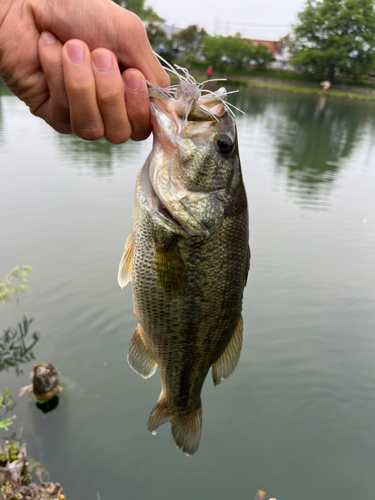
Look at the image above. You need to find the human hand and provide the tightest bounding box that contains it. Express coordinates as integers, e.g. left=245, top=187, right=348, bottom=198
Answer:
left=0, top=0, right=170, bottom=143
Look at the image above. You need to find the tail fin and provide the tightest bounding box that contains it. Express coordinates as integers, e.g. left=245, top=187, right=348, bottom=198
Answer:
left=147, top=400, right=202, bottom=456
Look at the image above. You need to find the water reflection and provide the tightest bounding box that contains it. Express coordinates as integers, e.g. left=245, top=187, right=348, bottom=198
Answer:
left=0, top=317, right=39, bottom=375
left=36, top=396, right=59, bottom=414
left=273, top=96, right=365, bottom=208
left=229, top=89, right=375, bottom=209
left=55, top=133, right=143, bottom=175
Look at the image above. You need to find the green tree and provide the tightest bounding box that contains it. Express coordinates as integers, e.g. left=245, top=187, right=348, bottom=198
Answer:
left=146, top=22, right=169, bottom=49
left=111, top=0, right=164, bottom=22
left=171, top=25, right=207, bottom=66
left=202, top=35, right=254, bottom=71
left=172, top=25, right=207, bottom=54
left=290, top=0, right=375, bottom=82
left=145, top=23, right=175, bottom=62
left=252, top=43, right=276, bottom=70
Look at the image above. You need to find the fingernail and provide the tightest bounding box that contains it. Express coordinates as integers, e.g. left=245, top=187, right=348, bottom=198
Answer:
left=93, top=51, right=113, bottom=72
left=124, top=72, right=141, bottom=91
left=67, top=43, right=84, bottom=63
left=41, top=31, right=56, bottom=44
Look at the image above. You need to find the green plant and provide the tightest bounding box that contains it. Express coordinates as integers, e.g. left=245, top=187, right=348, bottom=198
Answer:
left=0, top=389, right=14, bottom=430
left=0, top=317, right=39, bottom=374
left=0, top=266, right=32, bottom=305
left=0, top=440, right=21, bottom=466
left=8, top=441, right=19, bottom=462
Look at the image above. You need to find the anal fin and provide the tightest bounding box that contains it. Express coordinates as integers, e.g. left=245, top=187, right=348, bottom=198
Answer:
left=128, top=325, right=157, bottom=379
left=211, top=314, right=243, bottom=386
left=118, top=233, right=133, bottom=288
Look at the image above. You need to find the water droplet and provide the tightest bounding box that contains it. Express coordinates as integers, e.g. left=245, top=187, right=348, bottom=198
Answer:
left=152, top=430, right=157, bottom=436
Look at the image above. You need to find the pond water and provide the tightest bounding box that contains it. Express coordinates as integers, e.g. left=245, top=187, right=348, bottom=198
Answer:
left=1, top=83, right=375, bottom=500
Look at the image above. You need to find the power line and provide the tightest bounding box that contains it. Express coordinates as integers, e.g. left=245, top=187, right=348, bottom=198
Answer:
left=205, top=22, right=291, bottom=28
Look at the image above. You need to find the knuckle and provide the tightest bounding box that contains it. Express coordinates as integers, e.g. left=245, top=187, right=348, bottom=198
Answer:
left=106, top=134, right=129, bottom=145
left=123, top=11, right=148, bottom=43
left=75, top=125, right=104, bottom=142
left=127, top=11, right=145, bottom=31
left=131, top=128, right=151, bottom=142
left=105, top=125, right=132, bottom=145
left=67, top=80, right=94, bottom=97
left=98, top=90, right=122, bottom=107
left=50, top=113, right=72, bottom=135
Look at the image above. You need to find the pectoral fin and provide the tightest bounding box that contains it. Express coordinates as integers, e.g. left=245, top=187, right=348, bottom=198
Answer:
left=155, top=237, right=187, bottom=296
left=118, top=233, right=133, bottom=288
left=211, top=315, right=243, bottom=386
left=128, top=325, right=157, bottom=379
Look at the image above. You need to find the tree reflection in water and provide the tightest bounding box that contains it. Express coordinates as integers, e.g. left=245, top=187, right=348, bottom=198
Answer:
left=272, top=95, right=367, bottom=208
left=55, top=133, right=143, bottom=176
left=228, top=88, right=375, bottom=209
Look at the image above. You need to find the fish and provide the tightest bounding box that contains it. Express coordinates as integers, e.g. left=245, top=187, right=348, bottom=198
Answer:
left=118, top=64, right=250, bottom=455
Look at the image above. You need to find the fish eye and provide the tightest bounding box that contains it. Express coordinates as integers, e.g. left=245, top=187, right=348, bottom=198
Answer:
left=215, top=135, right=234, bottom=156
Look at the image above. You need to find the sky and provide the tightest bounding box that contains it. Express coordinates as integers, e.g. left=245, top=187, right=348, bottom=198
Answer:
left=149, top=0, right=307, bottom=40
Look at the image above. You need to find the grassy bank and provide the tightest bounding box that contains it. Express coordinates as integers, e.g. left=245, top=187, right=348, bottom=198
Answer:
left=223, top=78, right=375, bottom=101
left=182, top=72, right=375, bottom=102
left=189, top=61, right=375, bottom=90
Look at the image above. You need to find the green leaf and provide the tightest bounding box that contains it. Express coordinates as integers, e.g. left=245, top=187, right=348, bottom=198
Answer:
left=0, top=418, right=13, bottom=429
left=0, top=266, right=33, bottom=305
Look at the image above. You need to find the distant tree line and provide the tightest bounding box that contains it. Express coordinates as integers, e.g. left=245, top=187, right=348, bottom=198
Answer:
left=147, top=24, right=276, bottom=71
left=111, top=0, right=276, bottom=71
left=113, top=0, right=375, bottom=81
left=112, top=0, right=164, bottom=22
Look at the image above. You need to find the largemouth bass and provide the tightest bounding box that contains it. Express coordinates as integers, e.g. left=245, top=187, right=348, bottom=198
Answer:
left=118, top=67, right=250, bottom=455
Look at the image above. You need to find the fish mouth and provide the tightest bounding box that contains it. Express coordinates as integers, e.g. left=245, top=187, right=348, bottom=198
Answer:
left=158, top=203, right=183, bottom=227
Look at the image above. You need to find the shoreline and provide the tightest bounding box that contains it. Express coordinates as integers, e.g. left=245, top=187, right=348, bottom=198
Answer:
left=3, top=74, right=375, bottom=102
left=190, top=72, right=375, bottom=101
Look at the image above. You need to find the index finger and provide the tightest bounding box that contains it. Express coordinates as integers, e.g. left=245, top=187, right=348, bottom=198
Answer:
left=112, top=11, right=170, bottom=89
left=33, top=1, right=170, bottom=89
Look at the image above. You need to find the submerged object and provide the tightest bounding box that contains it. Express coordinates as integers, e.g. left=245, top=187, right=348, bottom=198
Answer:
left=32, top=363, right=59, bottom=401
left=118, top=64, right=250, bottom=455
left=19, top=363, right=60, bottom=403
